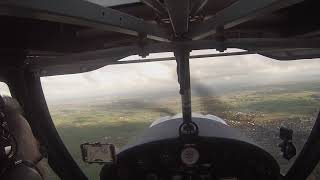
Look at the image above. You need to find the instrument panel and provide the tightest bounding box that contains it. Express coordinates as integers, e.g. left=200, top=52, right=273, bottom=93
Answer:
left=102, top=137, right=280, bottom=180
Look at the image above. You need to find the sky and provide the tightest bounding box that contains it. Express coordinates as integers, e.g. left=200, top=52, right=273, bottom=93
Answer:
left=1, top=49, right=320, bottom=101
left=35, top=49, right=320, bottom=102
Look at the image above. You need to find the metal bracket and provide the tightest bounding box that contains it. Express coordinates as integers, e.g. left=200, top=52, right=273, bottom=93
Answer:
left=138, top=34, right=149, bottom=58
left=279, top=127, right=296, bottom=160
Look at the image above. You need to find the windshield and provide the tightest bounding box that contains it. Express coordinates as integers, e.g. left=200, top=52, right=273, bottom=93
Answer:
left=41, top=52, right=320, bottom=179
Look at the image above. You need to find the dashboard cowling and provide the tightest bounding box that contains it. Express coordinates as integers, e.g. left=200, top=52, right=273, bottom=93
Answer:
left=121, top=116, right=255, bottom=151
left=104, top=117, right=280, bottom=180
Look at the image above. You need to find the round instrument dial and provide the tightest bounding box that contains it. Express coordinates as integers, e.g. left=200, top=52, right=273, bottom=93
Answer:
left=180, top=147, right=200, bottom=165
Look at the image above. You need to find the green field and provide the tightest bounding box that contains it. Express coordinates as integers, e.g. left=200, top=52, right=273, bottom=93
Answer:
left=46, top=81, right=320, bottom=179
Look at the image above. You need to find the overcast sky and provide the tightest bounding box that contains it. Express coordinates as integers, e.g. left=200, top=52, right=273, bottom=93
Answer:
left=1, top=50, right=320, bottom=101
left=36, top=49, right=320, bottom=101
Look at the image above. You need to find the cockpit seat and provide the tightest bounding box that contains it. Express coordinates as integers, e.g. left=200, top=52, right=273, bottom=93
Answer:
left=0, top=95, right=43, bottom=180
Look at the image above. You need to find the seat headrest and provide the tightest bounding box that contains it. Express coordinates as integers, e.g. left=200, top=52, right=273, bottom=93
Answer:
left=0, top=96, right=22, bottom=115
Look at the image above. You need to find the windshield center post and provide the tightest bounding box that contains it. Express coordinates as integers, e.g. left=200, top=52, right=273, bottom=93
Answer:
left=175, top=45, right=199, bottom=140
left=174, top=46, right=192, bottom=124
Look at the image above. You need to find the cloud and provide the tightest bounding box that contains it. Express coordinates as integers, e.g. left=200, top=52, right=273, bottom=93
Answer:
left=40, top=52, right=320, bottom=101
left=41, top=60, right=179, bottom=100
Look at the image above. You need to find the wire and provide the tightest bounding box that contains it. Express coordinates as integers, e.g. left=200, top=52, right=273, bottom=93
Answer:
left=0, top=125, right=18, bottom=160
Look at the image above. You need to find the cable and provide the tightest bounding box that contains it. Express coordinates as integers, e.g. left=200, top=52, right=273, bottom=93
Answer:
left=0, top=124, right=18, bottom=160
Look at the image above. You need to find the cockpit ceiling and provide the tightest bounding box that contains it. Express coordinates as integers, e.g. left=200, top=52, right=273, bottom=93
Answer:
left=0, top=0, right=320, bottom=75
left=85, top=0, right=140, bottom=7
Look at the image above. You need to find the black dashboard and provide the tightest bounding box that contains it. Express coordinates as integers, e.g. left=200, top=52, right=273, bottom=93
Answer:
left=102, top=137, right=280, bottom=180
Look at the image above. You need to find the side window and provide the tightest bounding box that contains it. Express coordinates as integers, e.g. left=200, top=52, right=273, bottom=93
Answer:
left=0, top=82, right=11, bottom=97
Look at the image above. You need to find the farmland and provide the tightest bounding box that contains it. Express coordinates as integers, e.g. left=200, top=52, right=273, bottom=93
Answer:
left=45, top=81, right=320, bottom=179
